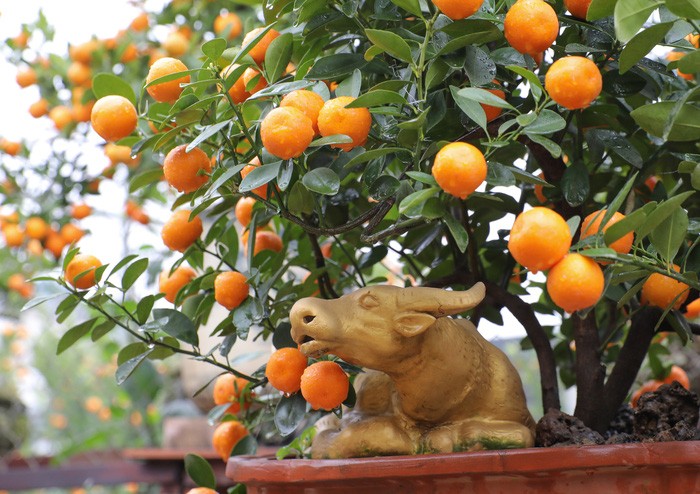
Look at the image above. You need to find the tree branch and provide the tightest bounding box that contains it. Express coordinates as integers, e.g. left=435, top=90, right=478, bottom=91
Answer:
left=572, top=312, right=606, bottom=430
left=484, top=281, right=561, bottom=413
left=307, top=232, right=338, bottom=299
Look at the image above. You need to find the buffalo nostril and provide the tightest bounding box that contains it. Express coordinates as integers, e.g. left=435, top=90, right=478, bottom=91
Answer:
left=303, top=315, right=316, bottom=324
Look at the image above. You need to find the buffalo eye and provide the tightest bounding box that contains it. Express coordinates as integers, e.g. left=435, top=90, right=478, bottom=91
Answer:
left=359, top=292, right=380, bottom=309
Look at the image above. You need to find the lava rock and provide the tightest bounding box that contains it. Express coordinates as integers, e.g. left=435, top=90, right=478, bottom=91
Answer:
left=536, top=408, right=604, bottom=447
left=605, top=403, right=635, bottom=438
left=634, top=381, right=700, bottom=442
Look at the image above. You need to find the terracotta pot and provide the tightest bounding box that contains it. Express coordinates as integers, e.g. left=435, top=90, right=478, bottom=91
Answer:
left=226, top=441, right=700, bottom=493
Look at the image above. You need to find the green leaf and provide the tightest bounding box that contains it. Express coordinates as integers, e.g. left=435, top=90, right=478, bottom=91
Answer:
left=631, top=102, right=700, bottom=141
left=246, top=80, right=314, bottom=100
left=202, top=38, right=227, bottom=60
left=604, top=202, right=653, bottom=245
left=454, top=87, right=515, bottom=111
left=486, top=162, right=516, bottom=186
left=108, top=254, right=139, bottom=279
left=464, top=46, right=497, bottom=87
left=287, top=182, right=315, bottom=214
left=130, top=168, right=166, bottom=193
left=678, top=50, right=700, bottom=74
left=136, top=295, right=157, bottom=325
left=116, top=349, right=152, bottom=385
left=600, top=172, right=638, bottom=226
left=405, top=171, right=437, bottom=186
left=184, top=454, right=217, bottom=489
left=443, top=215, right=469, bottom=253
left=399, top=187, right=439, bottom=216
left=239, top=162, right=280, bottom=193
left=344, top=147, right=410, bottom=168
left=151, top=308, right=199, bottom=346
left=231, top=435, right=258, bottom=457
left=526, top=134, right=562, bottom=158
left=365, top=29, right=413, bottom=63
left=335, top=69, right=362, bottom=98
left=619, top=22, right=673, bottom=74
left=232, top=298, right=264, bottom=339
left=451, top=85, right=486, bottom=131
left=345, top=90, right=408, bottom=108
left=264, top=33, right=293, bottom=83
left=506, top=65, right=543, bottom=101
left=302, top=168, right=340, bottom=195
left=57, top=318, right=97, bottom=355
left=389, top=0, right=422, bottom=17
left=369, top=175, right=401, bottom=200
left=309, top=134, right=353, bottom=147
left=91, top=320, right=116, bottom=341
left=635, top=191, right=695, bottom=241
left=122, top=258, right=148, bottom=291
left=305, top=54, right=368, bottom=80
left=274, top=393, right=307, bottom=436
left=588, top=0, right=618, bottom=20
left=92, top=73, right=136, bottom=104
left=436, top=21, right=502, bottom=55
left=22, top=293, right=61, bottom=312
left=614, top=0, right=663, bottom=43
left=426, top=59, right=451, bottom=90
left=232, top=23, right=277, bottom=64
left=666, top=0, right=700, bottom=19
left=523, top=110, right=567, bottom=134
left=561, top=162, right=590, bottom=207
left=187, top=121, right=229, bottom=152
left=650, top=208, right=689, bottom=262
left=508, top=167, right=550, bottom=185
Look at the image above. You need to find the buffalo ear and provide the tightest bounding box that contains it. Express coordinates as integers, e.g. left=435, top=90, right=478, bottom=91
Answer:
left=393, top=312, right=435, bottom=337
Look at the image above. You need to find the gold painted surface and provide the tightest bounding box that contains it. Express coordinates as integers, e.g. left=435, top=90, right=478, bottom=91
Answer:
left=290, top=283, right=536, bottom=459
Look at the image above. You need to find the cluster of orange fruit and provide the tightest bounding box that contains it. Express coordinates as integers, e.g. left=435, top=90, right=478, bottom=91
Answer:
left=508, top=206, right=694, bottom=314
left=208, top=349, right=349, bottom=462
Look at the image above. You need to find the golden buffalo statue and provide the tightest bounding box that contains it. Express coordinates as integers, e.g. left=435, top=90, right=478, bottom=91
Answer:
left=290, top=282, right=535, bottom=458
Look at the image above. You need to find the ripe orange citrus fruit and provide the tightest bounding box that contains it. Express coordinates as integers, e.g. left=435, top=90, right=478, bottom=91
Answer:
left=163, top=31, right=189, bottom=57
left=90, top=95, right=138, bottom=142
left=482, top=81, right=506, bottom=122
left=3, top=224, right=24, bottom=247
left=432, top=142, right=487, bottom=199
left=162, top=144, right=212, bottom=193
left=49, top=105, right=73, bottom=131
left=161, top=209, right=203, bottom=252
left=213, top=374, right=253, bottom=414
left=212, top=420, right=248, bottom=461
left=220, top=64, right=250, bottom=104
left=685, top=298, right=700, bottom=319
left=69, top=40, right=99, bottom=64
left=65, top=254, right=102, bottom=290
left=67, top=62, right=92, bottom=86
left=504, top=0, right=559, bottom=56
left=300, top=361, right=350, bottom=411
left=246, top=230, right=283, bottom=256
left=280, top=90, right=325, bottom=135
left=71, top=203, right=92, bottom=220
left=214, top=12, right=242, bottom=39
left=146, top=57, right=190, bottom=103
left=105, top=143, right=140, bottom=167
left=533, top=172, right=547, bottom=204
left=45, top=232, right=68, bottom=258
left=317, top=96, right=372, bottom=152
left=25, top=217, right=49, bottom=240
left=431, top=0, right=484, bottom=20
left=641, top=265, right=689, bottom=310
left=186, top=489, right=217, bottom=494
left=235, top=197, right=256, bottom=227
left=564, top=0, right=592, bottom=19
left=60, top=223, right=85, bottom=244
left=665, top=365, right=690, bottom=389
left=545, top=56, right=602, bottom=110
left=214, top=271, right=250, bottom=310
left=266, top=347, right=308, bottom=394
left=580, top=209, right=633, bottom=255
left=241, top=27, right=280, bottom=64
left=29, top=98, right=49, bottom=118
left=130, top=12, right=150, bottom=32
left=546, top=253, right=604, bottom=313
left=125, top=200, right=150, bottom=224
left=240, top=160, right=268, bottom=199
left=242, top=67, right=268, bottom=94
left=260, top=107, right=315, bottom=160
left=16, top=67, right=37, bottom=88
left=508, top=207, right=572, bottom=273
left=159, top=266, right=196, bottom=304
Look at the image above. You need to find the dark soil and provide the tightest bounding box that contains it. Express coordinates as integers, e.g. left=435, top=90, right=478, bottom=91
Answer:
left=535, top=381, right=699, bottom=447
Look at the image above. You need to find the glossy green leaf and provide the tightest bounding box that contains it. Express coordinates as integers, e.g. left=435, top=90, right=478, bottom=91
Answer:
left=305, top=54, right=367, bottom=80
left=345, top=90, right=408, bottom=108
left=335, top=69, right=362, bottom=98
left=666, top=0, right=700, bottom=19
left=443, top=215, right=469, bottom=253
left=603, top=202, right=654, bottom=245
left=561, top=162, right=590, bottom=207
left=635, top=191, right=695, bottom=241
left=344, top=147, right=410, bottom=168
left=187, top=121, right=229, bottom=152
left=275, top=393, right=307, bottom=436
left=184, top=454, right=217, bottom=489
left=451, top=86, right=486, bottom=131
left=678, top=50, right=700, bottom=74
left=92, top=73, right=137, bottom=104
left=239, top=163, right=280, bottom=193
left=121, top=258, right=148, bottom=292
left=116, top=349, right=152, bottom=385
left=389, top=0, right=422, bottom=17
left=57, top=318, right=97, bottom=355
left=302, top=168, right=340, bottom=195
left=614, top=0, right=663, bottom=43
left=619, top=22, right=673, bottom=74
left=265, top=33, right=294, bottom=83
left=650, top=208, right=689, bottom=262
left=631, top=102, right=700, bottom=141
left=365, top=29, right=413, bottom=62
left=523, top=110, right=567, bottom=134
left=587, top=0, right=618, bottom=20
left=505, top=65, right=543, bottom=101
left=202, top=38, right=227, bottom=60
left=150, top=308, right=199, bottom=346
left=454, top=87, right=515, bottom=110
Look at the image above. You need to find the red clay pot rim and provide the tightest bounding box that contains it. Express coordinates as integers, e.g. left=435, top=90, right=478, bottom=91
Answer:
left=226, top=441, right=700, bottom=483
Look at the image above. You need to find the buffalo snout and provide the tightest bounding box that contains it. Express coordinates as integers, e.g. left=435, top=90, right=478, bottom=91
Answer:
left=290, top=297, right=342, bottom=358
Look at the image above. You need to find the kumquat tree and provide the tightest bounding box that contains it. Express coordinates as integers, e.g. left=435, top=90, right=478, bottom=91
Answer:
left=2, top=0, right=700, bottom=469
